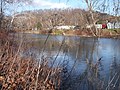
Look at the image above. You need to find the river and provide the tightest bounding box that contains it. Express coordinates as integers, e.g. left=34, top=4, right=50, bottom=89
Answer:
left=15, top=33, right=120, bottom=90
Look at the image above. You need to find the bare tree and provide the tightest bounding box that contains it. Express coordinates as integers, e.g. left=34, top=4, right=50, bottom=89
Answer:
left=13, top=13, right=36, bottom=31
left=0, top=0, right=32, bottom=30
left=46, top=12, right=65, bottom=30
left=83, top=0, right=101, bottom=36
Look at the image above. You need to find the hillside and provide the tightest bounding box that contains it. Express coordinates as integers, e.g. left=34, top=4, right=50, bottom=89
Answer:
left=11, top=8, right=119, bottom=31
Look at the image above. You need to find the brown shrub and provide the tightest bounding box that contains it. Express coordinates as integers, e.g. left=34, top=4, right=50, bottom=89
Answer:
left=0, top=32, right=61, bottom=90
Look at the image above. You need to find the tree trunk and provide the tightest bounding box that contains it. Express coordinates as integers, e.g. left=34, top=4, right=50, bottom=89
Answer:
left=0, top=0, right=3, bottom=29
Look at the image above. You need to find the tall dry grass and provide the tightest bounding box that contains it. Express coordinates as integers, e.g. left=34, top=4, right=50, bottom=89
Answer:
left=0, top=32, right=61, bottom=90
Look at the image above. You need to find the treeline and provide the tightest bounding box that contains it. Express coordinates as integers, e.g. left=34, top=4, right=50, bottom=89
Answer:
left=10, top=8, right=114, bottom=31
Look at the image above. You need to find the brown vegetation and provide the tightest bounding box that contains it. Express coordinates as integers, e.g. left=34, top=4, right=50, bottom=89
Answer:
left=0, top=32, right=61, bottom=90
left=48, top=29, right=120, bottom=38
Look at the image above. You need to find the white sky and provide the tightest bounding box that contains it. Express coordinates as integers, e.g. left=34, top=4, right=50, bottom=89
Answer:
left=32, top=0, right=70, bottom=9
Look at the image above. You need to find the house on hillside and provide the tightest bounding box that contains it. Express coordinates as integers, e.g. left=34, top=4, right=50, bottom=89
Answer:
left=95, top=24, right=102, bottom=29
left=86, top=24, right=94, bottom=29
left=86, top=22, right=120, bottom=29
left=115, top=22, right=120, bottom=29
left=86, top=24, right=102, bottom=29
left=102, top=24, right=107, bottom=29
left=107, top=22, right=114, bottom=29
left=107, top=22, right=120, bottom=29
left=55, top=25, right=75, bottom=30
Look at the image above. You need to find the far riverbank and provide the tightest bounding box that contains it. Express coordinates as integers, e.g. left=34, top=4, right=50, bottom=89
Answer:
left=15, top=29, right=120, bottom=38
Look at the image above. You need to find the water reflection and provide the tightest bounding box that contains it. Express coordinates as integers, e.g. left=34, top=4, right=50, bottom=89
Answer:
left=16, top=34, right=120, bottom=90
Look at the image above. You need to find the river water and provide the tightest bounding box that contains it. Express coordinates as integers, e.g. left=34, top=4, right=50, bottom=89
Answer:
left=15, top=33, right=120, bottom=90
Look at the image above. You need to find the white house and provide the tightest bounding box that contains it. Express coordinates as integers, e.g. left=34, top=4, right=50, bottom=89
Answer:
left=115, top=22, right=120, bottom=29
left=86, top=24, right=94, bottom=28
left=55, top=25, right=75, bottom=30
left=107, top=22, right=120, bottom=29
left=107, top=22, right=114, bottom=29
left=95, top=24, right=102, bottom=29
left=86, top=24, right=102, bottom=29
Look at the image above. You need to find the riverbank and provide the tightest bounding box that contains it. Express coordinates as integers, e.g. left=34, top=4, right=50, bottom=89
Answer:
left=15, top=29, right=120, bottom=38
left=1, top=30, right=120, bottom=89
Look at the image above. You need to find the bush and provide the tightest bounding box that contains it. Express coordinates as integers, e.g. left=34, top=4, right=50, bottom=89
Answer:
left=0, top=33, right=61, bottom=90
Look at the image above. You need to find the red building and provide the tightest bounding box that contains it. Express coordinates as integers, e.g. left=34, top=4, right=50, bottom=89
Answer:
left=102, top=24, right=107, bottom=29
